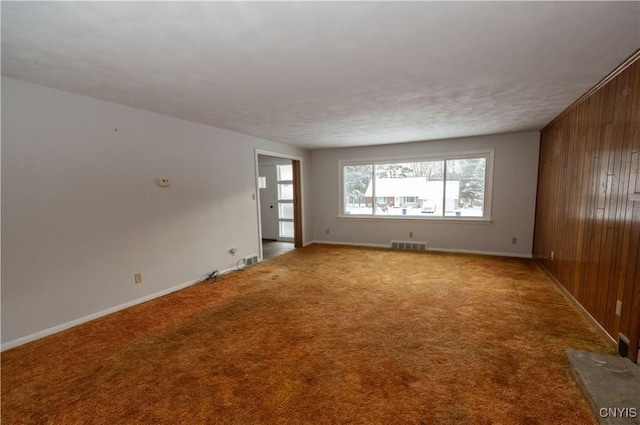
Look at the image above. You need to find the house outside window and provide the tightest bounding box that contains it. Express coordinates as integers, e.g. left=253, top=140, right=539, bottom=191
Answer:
left=341, top=152, right=493, bottom=220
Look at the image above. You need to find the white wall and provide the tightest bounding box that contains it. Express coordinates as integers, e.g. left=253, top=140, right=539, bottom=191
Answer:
left=311, top=132, right=540, bottom=257
left=1, top=77, right=312, bottom=347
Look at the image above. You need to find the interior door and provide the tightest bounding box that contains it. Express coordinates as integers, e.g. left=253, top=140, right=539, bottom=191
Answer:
left=258, top=165, right=278, bottom=240
left=276, top=163, right=294, bottom=242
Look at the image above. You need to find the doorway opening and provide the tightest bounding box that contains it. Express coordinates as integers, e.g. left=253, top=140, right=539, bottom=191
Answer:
left=262, top=240, right=295, bottom=260
left=256, top=153, right=302, bottom=260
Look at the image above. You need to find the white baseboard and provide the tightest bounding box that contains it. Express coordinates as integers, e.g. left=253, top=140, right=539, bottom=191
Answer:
left=309, top=240, right=532, bottom=258
left=427, top=247, right=532, bottom=259
left=1, top=259, right=261, bottom=352
left=1, top=267, right=235, bottom=352
left=311, top=240, right=388, bottom=249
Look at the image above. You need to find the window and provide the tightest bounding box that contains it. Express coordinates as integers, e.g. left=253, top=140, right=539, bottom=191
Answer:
left=277, top=164, right=294, bottom=239
left=343, top=164, right=373, bottom=215
left=340, top=152, right=492, bottom=220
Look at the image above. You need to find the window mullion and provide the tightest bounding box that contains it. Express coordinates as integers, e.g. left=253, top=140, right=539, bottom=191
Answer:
left=371, top=164, right=376, bottom=216
left=442, top=160, right=447, bottom=217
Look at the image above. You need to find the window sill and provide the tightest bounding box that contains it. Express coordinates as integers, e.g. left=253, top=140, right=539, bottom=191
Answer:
left=337, top=215, right=493, bottom=224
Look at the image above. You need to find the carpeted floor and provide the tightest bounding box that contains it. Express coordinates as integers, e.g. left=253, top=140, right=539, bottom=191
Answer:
left=1, top=244, right=614, bottom=424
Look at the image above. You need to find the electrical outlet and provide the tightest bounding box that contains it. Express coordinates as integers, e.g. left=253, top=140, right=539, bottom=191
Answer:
left=326, top=228, right=330, bottom=235
left=158, top=178, right=170, bottom=187
left=409, top=231, right=413, bottom=238
left=134, top=273, right=142, bottom=284
left=512, top=237, right=517, bottom=244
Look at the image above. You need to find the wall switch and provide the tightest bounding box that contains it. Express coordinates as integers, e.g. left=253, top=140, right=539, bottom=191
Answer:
left=134, top=273, right=142, bottom=284
left=512, top=237, right=517, bottom=244
left=550, top=251, right=554, bottom=260
left=615, top=300, right=622, bottom=316
left=252, top=193, right=256, bottom=200
left=326, top=228, right=330, bottom=235
left=158, top=178, right=170, bottom=187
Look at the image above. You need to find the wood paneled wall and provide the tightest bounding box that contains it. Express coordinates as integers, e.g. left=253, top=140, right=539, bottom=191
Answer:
left=534, top=51, right=640, bottom=362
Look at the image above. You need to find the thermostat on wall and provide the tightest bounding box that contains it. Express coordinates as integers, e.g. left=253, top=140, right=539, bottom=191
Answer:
left=158, top=178, right=170, bottom=187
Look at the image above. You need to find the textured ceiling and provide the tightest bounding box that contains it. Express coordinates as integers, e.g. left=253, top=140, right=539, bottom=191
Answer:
left=2, top=2, right=639, bottom=149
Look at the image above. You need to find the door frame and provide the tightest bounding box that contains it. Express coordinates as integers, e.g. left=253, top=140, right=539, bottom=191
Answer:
left=254, top=149, right=304, bottom=260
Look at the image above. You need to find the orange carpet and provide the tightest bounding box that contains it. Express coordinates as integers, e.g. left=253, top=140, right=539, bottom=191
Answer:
left=1, top=244, right=614, bottom=424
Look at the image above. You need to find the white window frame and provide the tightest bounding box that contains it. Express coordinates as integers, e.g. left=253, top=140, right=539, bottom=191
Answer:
left=338, top=150, right=494, bottom=222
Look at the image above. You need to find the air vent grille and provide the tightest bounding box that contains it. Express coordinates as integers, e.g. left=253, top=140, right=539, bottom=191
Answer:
left=390, top=241, right=427, bottom=251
